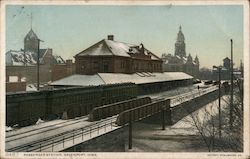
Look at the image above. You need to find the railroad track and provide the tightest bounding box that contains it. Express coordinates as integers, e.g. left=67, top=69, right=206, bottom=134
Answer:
left=7, top=116, right=118, bottom=152
left=6, top=86, right=218, bottom=152
left=152, top=86, right=217, bottom=105
left=6, top=115, right=89, bottom=142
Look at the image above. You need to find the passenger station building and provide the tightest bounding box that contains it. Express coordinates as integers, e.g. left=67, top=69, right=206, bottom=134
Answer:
left=52, top=34, right=194, bottom=94
left=74, top=35, right=163, bottom=74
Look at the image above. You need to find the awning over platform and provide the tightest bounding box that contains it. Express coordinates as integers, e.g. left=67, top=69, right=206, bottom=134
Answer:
left=50, top=72, right=193, bottom=87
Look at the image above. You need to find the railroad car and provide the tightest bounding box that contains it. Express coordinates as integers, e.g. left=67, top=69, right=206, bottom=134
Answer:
left=6, top=83, right=138, bottom=127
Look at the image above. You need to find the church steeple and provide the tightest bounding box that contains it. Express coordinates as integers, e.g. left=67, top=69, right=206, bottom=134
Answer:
left=24, top=12, right=38, bottom=52
left=24, top=29, right=38, bottom=52
left=187, top=53, right=193, bottom=63
left=175, top=25, right=186, bottom=58
left=194, top=55, right=199, bottom=65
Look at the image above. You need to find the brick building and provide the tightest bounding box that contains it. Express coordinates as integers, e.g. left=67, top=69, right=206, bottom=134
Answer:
left=6, top=29, right=75, bottom=88
left=75, top=35, right=162, bottom=74
left=212, top=57, right=243, bottom=80
left=161, top=26, right=200, bottom=78
left=6, top=75, right=26, bottom=92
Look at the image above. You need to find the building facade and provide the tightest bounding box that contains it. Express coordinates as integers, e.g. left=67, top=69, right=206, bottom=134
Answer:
left=75, top=35, right=162, bottom=74
left=6, top=29, right=75, bottom=88
left=162, top=26, right=200, bottom=78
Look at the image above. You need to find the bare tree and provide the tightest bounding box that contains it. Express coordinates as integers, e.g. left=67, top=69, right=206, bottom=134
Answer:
left=174, top=84, right=243, bottom=152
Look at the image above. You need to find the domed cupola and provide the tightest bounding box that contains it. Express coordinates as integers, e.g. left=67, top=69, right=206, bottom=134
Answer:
left=177, top=26, right=185, bottom=42
left=175, top=25, right=186, bottom=58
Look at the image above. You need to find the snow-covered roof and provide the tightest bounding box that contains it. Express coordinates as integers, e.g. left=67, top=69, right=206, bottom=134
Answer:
left=75, top=39, right=161, bottom=60
left=53, top=56, right=65, bottom=64
left=50, top=72, right=193, bottom=86
left=162, top=54, right=199, bottom=65
left=50, top=74, right=105, bottom=86
left=6, top=49, right=65, bottom=66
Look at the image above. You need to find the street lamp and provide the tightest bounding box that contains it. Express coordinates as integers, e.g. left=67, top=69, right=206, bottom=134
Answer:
left=213, top=65, right=222, bottom=139
left=37, top=38, right=44, bottom=91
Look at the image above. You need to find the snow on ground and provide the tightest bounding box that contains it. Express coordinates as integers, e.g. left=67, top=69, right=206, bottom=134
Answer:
left=35, top=118, right=45, bottom=125
left=127, top=95, right=229, bottom=152
left=6, top=126, right=13, bottom=132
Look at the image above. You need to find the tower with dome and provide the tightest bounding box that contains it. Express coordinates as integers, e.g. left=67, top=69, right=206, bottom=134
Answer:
left=162, top=26, right=200, bottom=78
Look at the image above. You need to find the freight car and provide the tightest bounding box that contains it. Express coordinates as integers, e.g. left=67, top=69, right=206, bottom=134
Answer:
left=6, top=83, right=137, bottom=127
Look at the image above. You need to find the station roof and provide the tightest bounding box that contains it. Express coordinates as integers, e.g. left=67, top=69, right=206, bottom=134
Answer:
left=75, top=39, right=161, bottom=60
left=50, top=72, right=193, bottom=87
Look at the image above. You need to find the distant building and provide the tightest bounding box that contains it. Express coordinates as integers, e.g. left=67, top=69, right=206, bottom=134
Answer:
left=6, top=29, right=75, bottom=87
left=161, top=26, right=200, bottom=78
left=74, top=35, right=162, bottom=74
left=6, top=75, right=26, bottom=92
left=212, top=57, right=242, bottom=80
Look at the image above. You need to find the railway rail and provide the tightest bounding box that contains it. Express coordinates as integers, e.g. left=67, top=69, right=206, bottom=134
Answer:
left=6, top=116, right=89, bottom=142
left=7, top=116, right=118, bottom=152
left=6, top=85, right=218, bottom=152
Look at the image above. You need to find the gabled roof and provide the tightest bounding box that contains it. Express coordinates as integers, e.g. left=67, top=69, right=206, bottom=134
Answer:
left=53, top=55, right=66, bottom=64
left=75, top=39, right=161, bottom=60
left=24, top=29, right=38, bottom=40
left=163, top=54, right=198, bottom=65
left=6, top=49, right=65, bottom=66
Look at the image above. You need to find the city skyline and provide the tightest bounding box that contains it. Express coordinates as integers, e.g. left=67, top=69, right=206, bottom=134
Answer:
left=6, top=5, right=244, bottom=68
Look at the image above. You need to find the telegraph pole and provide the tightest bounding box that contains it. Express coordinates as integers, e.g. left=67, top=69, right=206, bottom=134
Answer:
left=37, top=38, right=44, bottom=91
left=230, top=39, right=233, bottom=129
left=213, top=66, right=222, bottom=138
left=218, top=67, right=221, bottom=138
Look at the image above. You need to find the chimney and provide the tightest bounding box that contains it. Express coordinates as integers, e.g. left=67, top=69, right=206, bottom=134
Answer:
left=107, top=35, right=114, bottom=41
left=66, top=59, right=73, bottom=66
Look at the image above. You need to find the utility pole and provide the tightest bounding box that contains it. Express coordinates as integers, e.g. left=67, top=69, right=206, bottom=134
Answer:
left=37, top=38, right=44, bottom=91
left=218, top=67, right=221, bottom=138
left=213, top=66, right=222, bottom=138
left=230, top=39, right=233, bottom=129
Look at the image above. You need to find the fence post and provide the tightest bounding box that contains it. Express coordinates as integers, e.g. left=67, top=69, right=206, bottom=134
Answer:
left=90, top=127, right=92, bottom=138
left=110, top=120, right=112, bottom=129
left=63, top=136, right=65, bottom=148
left=73, top=129, right=75, bottom=144
left=97, top=124, right=99, bottom=135
left=104, top=122, right=106, bottom=132
left=166, top=99, right=172, bottom=125
left=52, top=140, right=54, bottom=152
left=128, top=113, right=132, bottom=149
left=162, top=106, right=165, bottom=130
left=82, top=128, right=84, bottom=140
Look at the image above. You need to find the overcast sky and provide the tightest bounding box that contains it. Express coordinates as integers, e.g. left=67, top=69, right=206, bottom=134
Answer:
left=6, top=5, right=243, bottom=68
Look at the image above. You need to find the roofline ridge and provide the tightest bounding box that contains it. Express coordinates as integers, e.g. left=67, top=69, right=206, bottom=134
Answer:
left=105, top=38, right=137, bottom=47
left=74, top=39, right=106, bottom=57
left=97, top=73, right=106, bottom=84
left=103, top=39, right=115, bottom=55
